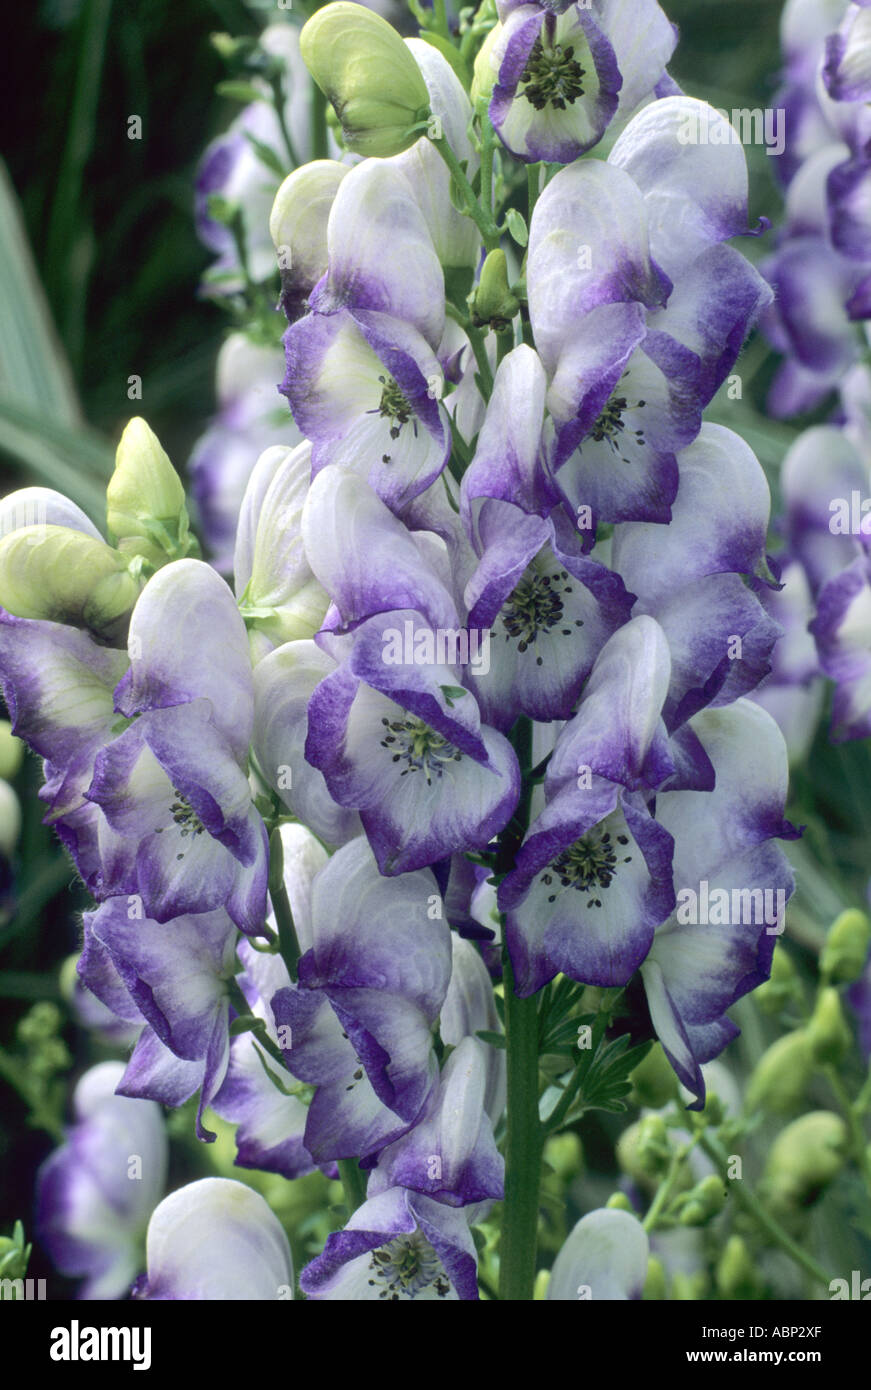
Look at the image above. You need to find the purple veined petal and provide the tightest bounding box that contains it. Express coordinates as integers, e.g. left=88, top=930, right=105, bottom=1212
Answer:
left=305, top=661, right=521, bottom=875
left=545, top=616, right=673, bottom=795
left=283, top=309, right=450, bottom=512
left=389, top=40, right=481, bottom=272
left=300, top=1186, right=478, bottom=1300
left=301, top=466, right=459, bottom=634
left=0, top=612, right=128, bottom=821
left=824, top=3, right=871, bottom=102
left=88, top=899, right=236, bottom=1064
left=543, top=300, right=648, bottom=445
left=528, top=161, right=670, bottom=376
left=87, top=709, right=268, bottom=935
left=252, top=639, right=362, bottom=847
left=211, top=1029, right=316, bottom=1182
left=551, top=332, right=696, bottom=524
left=367, top=1037, right=504, bottom=1207
left=114, top=559, right=254, bottom=765
left=463, top=501, right=553, bottom=626
left=441, top=936, right=507, bottom=1126
left=608, top=96, right=754, bottom=279
left=78, top=915, right=144, bottom=1024
left=233, top=442, right=309, bottom=598
left=460, top=345, right=558, bottom=523
left=828, top=153, right=871, bottom=258
left=36, top=1061, right=167, bottom=1300
left=312, top=159, right=445, bottom=351
left=648, top=244, right=773, bottom=405
left=504, top=786, right=674, bottom=993
left=489, top=6, right=622, bottom=165
left=763, top=235, right=862, bottom=376
left=780, top=424, right=868, bottom=593
left=811, top=554, right=871, bottom=739
left=656, top=700, right=796, bottom=884
left=136, top=1178, right=293, bottom=1300
left=592, top=0, right=677, bottom=121
left=612, top=423, right=773, bottom=603
left=117, top=1025, right=202, bottom=1108
left=0, top=487, right=102, bottom=541
left=547, top=1208, right=649, bottom=1300
left=271, top=984, right=415, bottom=1162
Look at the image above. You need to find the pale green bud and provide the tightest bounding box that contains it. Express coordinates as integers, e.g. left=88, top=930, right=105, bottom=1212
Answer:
left=617, top=1115, right=671, bottom=1186
left=630, top=1042, right=678, bottom=1109
left=754, top=943, right=800, bottom=1015
left=544, top=1132, right=583, bottom=1182
left=0, top=525, right=139, bottom=642
left=762, top=1111, right=849, bottom=1216
left=471, top=22, right=501, bottom=106
left=469, top=249, right=520, bottom=330
left=671, top=1271, right=707, bottom=1300
left=746, top=1029, right=813, bottom=1115
left=716, top=1235, right=758, bottom=1299
left=821, top=909, right=871, bottom=985
left=643, top=1255, right=667, bottom=1301
left=107, top=418, right=193, bottom=566
left=533, top=1269, right=550, bottom=1300
left=0, top=780, right=21, bottom=858
left=676, top=1174, right=728, bottom=1226
left=270, top=161, right=349, bottom=310
left=300, top=3, right=431, bottom=157
left=0, top=721, right=23, bottom=781
left=605, top=1190, right=633, bottom=1213
left=807, top=986, right=852, bottom=1065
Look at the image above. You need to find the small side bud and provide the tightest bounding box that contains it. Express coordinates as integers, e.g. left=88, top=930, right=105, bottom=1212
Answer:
left=676, top=1174, right=728, bottom=1226
left=807, top=986, right=852, bottom=1066
left=754, top=943, right=800, bottom=1015
left=629, top=1042, right=677, bottom=1109
left=745, top=1029, right=813, bottom=1115
left=761, top=1111, right=849, bottom=1218
left=821, top=908, right=871, bottom=984
left=716, top=1235, right=758, bottom=1300
left=468, top=249, right=520, bottom=330
left=0, top=526, right=139, bottom=643
left=643, top=1255, right=667, bottom=1301
left=107, top=418, right=195, bottom=566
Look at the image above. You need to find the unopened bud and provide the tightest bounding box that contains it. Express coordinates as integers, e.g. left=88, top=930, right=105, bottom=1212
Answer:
left=746, top=1029, right=813, bottom=1115
left=671, top=1271, right=707, bottom=1300
left=605, top=1191, right=633, bottom=1213
left=716, top=1235, right=758, bottom=1299
left=643, top=1255, right=667, bottom=1300
left=629, top=1043, right=677, bottom=1109
left=762, top=1111, right=848, bottom=1216
left=0, top=525, right=139, bottom=643
left=821, top=908, right=871, bottom=985
left=300, top=3, right=431, bottom=157
left=468, top=248, right=520, bottom=330
left=754, top=943, right=800, bottom=1015
left=808, top=986, right=852, bottom=1065
left=0, top=721, right=23, bottom=781
left=617, top=1115, right=671, bottom=1185
left=676, top=1174, right=727, bottom=1226
left=270, top=162, right=349, bottom=321
left=470, top=22, right=501, bottom=106
left=107, top=419, right=194, bottom=566
left=544, top=1132, right=583, bottom=1182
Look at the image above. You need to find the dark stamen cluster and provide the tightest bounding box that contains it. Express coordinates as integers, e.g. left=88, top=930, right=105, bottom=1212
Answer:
left=521, top=38, right=586, bottom=111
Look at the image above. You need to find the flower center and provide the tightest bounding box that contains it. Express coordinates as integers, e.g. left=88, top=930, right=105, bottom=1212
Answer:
left=380, top=717, right=463, bottom=786
left=590, top=387, right=647, bottom=463
left=377, top=375, right=414, bottom=439
left=540, top=828, right=633, bottom=908
left=501, top=567, right=583, bottom=664
left=520, top=38, right=586, bottom=111
left=154, top=790, right=206, bottom=860
left=366, top=1233, right=452, bottom=1300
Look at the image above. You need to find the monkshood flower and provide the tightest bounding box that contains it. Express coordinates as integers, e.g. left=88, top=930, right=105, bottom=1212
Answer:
left=189, top=333, right=301, bottom=573
left=300, top=1187, right=479, bottom=1300
left=810, top=551, right=871, bottom=739
left=85, top=559, right=268, bottom=934
left=499, top=617, right=678, bottom=997
left=641, top=700, right=797, bottom=1106
left=546, top=1208, right=649, bottom=1300
left=750, top=558, right=826, bottom=765
left=37, top=1062, right=167, bottom=1299
left=196, top=24, right=312, bottom=296
left=273, top=836, right=452, bottom=1160
left=281, top=158, right=451, bottom=514
left=133, top=1178, right=293, bottom=1300
left=441, top=934, right=507, bottom=1125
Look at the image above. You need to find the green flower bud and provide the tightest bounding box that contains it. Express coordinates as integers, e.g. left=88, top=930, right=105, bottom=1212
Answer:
left=107, top=418, right=194, bottom=567
left=643, top=1255, right=667, bottom=1301
left=716, top=1235, right=759, bottom=1299
left=617, top=1115, right=671, bottom=1186
left=762, top=1110, right=849, bottom=1216
left=300, top=3, right=431, bottom=157
left=629, top=1042, right=678, bottom=1109
left=544, top=1132, right=583, bottom=1182
left=0, top=525, right=139, bottom=642
left=605, top=1191, right=633, bottom=1213
left=746, top=1029, right=813, bottom=1115
left=808, top=986, right=852, bottom=1065
left=471, top=22, right=501, bottom=106
left=468, top=249, right=520, bottom=330
left=0, top=721, right=23, bottom=781
left=671, top=1271, right=707, bottom=1300
left=676, top=1174, right=728, bottom=1226
left=533, top=1269, right=550, bottom=1300
left=754, top=943, right=800, bottom=1015
left=0, top=780, right=21, bottom=858
left=821, top=909, right=871, bottom=985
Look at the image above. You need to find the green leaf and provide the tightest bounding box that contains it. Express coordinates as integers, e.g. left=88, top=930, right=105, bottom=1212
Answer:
left=440, top=684, right=468, bottom=707
left=475, top=1029, right=507, bottom=1050
left=243, top=131, right=288, bottom=179
left=504, top=207, right=528, bottom=247
left=577, top=1036, right=653, bottom=1115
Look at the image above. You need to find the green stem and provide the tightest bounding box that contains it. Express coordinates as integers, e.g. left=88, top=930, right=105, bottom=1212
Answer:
left=445, top=302, right=494, bottom=399
left=268, top=827, right=301, bottom=983
left=698, top=1132, right=835, bottom=1291
left=338, top=1158, right=368, bottom=1215
left=499, top=956, right=543, bottom=1301
left=642, top=1140, right=696, bottom=1233
left=431, top=136, right=501, bottom=250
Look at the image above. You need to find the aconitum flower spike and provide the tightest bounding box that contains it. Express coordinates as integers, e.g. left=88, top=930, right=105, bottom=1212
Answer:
left=133, top=1178, right=293, bottom=1300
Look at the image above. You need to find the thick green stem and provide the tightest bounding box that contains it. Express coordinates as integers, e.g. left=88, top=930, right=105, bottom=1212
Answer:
left=431, top=136, right=501, bottom=250
left=499, top=957, right=543, bottom=1301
